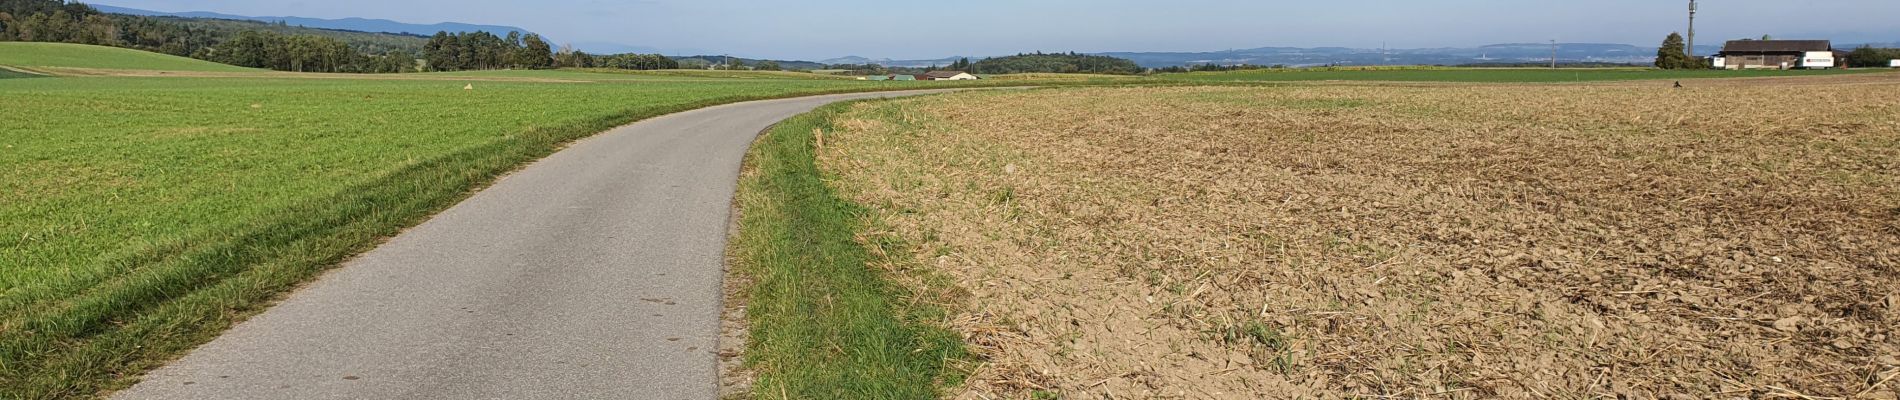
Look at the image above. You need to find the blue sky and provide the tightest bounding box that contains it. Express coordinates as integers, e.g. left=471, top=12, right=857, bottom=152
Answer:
left=94, top=0, right=1900, bottom=60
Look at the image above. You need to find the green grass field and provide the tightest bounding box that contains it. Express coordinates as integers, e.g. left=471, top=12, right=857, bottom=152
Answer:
left=0, top=42, right=254, bottom=72
left=0, top=51, right=932, bottom=398
left=1160, top=67, right=1886, bottom=83
left=731, top=102, right=969, bottom=399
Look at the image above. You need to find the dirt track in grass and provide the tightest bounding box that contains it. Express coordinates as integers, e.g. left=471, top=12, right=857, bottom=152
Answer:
left=815, top=75, right=1900, bottom=399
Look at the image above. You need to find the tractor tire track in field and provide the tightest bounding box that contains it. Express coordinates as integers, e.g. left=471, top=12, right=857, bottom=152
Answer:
left=112, top=90, right=962, bottom=400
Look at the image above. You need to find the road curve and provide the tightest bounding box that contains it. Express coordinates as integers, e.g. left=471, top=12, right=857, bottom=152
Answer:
left=114, top=89, right=961, bottom=400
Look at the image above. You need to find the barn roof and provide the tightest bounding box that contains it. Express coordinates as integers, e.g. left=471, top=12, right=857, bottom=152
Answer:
left=1720, top=40, right=1832, bottom=53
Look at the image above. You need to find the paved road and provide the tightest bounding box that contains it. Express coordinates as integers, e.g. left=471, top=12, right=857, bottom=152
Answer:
left=115, top=90, right=959, bottom=400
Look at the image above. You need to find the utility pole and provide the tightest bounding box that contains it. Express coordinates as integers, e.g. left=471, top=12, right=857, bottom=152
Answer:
left=1688, top=0, right=1699, bottom=57
left=1550, top=40, right=1559, bottom=68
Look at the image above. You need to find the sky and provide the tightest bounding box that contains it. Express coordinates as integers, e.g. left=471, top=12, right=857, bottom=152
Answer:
left=93, top=0, right=1900, bottom=60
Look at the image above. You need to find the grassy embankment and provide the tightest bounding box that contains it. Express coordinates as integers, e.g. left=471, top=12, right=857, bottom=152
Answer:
left=803, top=77, right=1900, bottom=398
left=1160, top=66, right=1887, bottom=82
left=727, top=102, right=972, bottom=399
left=0, top=42, right=974, bottom=399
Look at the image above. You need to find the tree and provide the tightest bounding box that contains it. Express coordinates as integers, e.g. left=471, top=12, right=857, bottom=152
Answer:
left=1846, top=46, right=1900, bottom=68
left=755, top=60, right=781, bottom=71
left=1656, top=32, right=1691, bottom=69
left=423, top=31, right=457, bottom=71
left=555, top=43, right=581, bottom=68
left=520, top=33, right=553, bottom=69
left=381, top=50, right=416, bottom=72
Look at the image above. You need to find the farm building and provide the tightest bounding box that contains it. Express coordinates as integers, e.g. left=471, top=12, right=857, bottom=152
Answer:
left=921, top=71, right=981, bottom=80
left=1713, top=40, right=1834, bottom=69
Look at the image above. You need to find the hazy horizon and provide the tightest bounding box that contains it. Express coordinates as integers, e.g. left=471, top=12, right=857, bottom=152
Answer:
left=90, top=0, right=1900, bottom=60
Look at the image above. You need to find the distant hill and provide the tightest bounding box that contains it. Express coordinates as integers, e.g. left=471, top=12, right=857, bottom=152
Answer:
left=819, top=55, right=967, bottom=68
left=142, top=16, right=430, bottom=55
left=1095, top=43, right=1719, bottom=68
left=813, top=43, right=1730, bottom=70
left=671, top=56, right=826, bottom=71
left=91, top=4, right=534, bottom=37
left=1842, top=42, right=1900, bottom=49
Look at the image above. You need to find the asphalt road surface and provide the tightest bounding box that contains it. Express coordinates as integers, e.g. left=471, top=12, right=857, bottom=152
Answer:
left=114, top=89, right=961, bottom=400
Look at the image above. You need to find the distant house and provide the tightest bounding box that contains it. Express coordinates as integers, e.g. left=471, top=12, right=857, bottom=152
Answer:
left=1714, top=40, right=1834, bottom=70
left=921, top=71, right=980, bottom=80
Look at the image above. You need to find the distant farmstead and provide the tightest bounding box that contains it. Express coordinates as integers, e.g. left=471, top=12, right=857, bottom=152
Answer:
left=921, top=71, right=980, bottom=80
left=856, top=71, right=982, bottom=81
left=1713, top=40, right=1835, bottom=70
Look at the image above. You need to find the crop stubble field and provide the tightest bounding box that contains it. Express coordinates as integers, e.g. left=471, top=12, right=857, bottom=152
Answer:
left=815, top=75, right=1900, bottom=398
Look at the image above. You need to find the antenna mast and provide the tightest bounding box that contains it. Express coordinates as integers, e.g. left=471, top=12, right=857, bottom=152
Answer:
left=1550, top=40, right=1558, bottom=68
left=1688, top=0, right=1699, bottom=57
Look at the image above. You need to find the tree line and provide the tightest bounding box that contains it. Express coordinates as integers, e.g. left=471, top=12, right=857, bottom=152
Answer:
left=553, top=47, right=680, bottom=70
left=421, top=31, right=552, bottom=71
left=1845, top=46, right=1900, bottom=68
left=205, top=30, right=415, bottom=73
left=2, top=0, right=418, bottom=72
left=968, top=52, right=1142, bottom=75
left=2, top=0, right=654, bottom=73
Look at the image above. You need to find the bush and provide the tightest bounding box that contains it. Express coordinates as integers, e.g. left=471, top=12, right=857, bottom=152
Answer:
left=1846, top=46, right=1900, bottom=68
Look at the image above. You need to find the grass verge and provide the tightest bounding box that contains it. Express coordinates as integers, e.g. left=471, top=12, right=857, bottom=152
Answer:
left=728, top=102, right=969, bottom=399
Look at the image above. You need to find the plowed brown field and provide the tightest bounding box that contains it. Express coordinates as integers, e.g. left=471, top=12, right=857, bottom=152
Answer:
left=816, top=75, right=1900, bottom=399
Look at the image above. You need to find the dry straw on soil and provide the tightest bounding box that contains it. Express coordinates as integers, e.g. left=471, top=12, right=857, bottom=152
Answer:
left=817, top=76, right=1900, bottom=399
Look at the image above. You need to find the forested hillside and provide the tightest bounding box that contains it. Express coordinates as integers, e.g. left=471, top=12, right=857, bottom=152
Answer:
left=0, top=0, right=424, bottom=72
left=969, top=52, right=1142, bottom=74
left=156, top=16, right=429, bottom=55
left=0, top=0, right=684, bottom=73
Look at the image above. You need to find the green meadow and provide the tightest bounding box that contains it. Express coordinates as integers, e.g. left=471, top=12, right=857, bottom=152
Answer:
left=0, top=42, right=255, bottom=72
left=1160, top=66, right=1886, bottom=83
left=0, top=43, right=933, bottom=399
